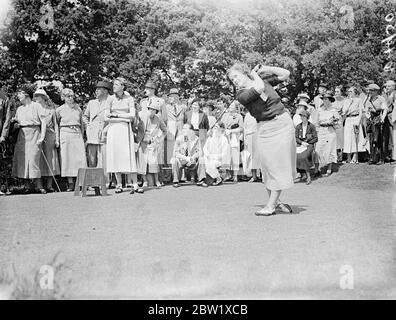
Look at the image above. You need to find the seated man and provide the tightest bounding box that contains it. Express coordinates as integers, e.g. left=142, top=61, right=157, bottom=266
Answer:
left=203, top=122, right=231, bottom=186
left=172, top=123, right=207, bottom=187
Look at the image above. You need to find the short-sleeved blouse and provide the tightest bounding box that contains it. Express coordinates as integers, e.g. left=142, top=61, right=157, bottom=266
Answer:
left=56, top=104, right=82, bottom=127
left=15, top=102, right=43, bottom=126
left=236, top=79, right=285, bottom=122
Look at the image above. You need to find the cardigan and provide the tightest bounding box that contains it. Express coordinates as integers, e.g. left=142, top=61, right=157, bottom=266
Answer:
left=295, top=122, right=318, bottom=145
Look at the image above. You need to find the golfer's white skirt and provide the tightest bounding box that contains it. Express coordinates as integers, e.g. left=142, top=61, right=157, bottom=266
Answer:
left=257, top=112, right=297, bottom=190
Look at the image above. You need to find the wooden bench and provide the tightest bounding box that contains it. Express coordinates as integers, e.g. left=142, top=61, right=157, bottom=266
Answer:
left=74, top=168, right=108, bottom=197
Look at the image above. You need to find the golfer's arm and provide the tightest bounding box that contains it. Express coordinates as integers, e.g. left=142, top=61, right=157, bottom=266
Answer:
left=259, top=66, right=290, bottom=81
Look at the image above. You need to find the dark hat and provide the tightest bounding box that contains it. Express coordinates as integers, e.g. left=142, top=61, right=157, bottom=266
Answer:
left=169, top=88, right=180, bottom=95
left=322, top=93, right=335, bottom=102
left=96, top=80, right=112, bottom=91
left=300, top=110, right=310, bottom=119
left=367, top=83, right=381, bottom=91
left=145, top=80, right=157, bottom=90
left=18, top=84, right=35, bottom=99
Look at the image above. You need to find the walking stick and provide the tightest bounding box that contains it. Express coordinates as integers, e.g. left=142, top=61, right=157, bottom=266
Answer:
left=39, top=144, right=61, bottom=193
left=354, top=124, right=359, bottom=163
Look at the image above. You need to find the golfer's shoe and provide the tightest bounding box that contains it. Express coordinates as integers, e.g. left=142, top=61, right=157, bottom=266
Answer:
left=255, top=206, right=276, bottom=216
left=276, top=201, right=293, bottom=213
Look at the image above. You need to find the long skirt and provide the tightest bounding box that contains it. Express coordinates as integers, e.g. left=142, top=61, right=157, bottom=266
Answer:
left=316, top=126, right=337, bottom=168
left=343, top=116, right=368, bottom=153
left=296, top=144, right=314, bottom=171
left=257, top=112, right=297, bottom=191
left=60, top=127, right=87, bottom=177
left=12, top=126, right=42, bottom=179
left=335, top=126, right=344, bottom=150
left=106, top=122, right=137, bottom=173
left=137, top=144, right=160, bottom=174
left=40, top=129, right=60, bottom=176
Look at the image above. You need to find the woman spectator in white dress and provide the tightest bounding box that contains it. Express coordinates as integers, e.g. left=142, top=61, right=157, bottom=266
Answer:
left=33, top=88, right=60, bottom=192
left=342, top=86, right=367, bottom=163
left=56, top=88, right=87, bottom=191
left=104, top=77, right=139, bottom=194
left=316, top=93, right=340, bottom=177
left=243, top=110, right=260, bottom=182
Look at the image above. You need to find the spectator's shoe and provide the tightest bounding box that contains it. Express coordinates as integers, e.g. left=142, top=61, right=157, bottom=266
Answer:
left=115, top=187, right=123, bottom=194
left=196, top=180, right=208, bottom=187
left=46, top=188, right=55, bottom=193
left=322, top=170, right=332, bottom=177
left=129, top=188, right=135, bottom=194
left=155, top=183, right=162, bottom=189
left=255, top=206, right=276, bottom=216
left=213, top=178, right=223, bottom=186
left=137, top=188, right=144, bottom=193
left=173, top=183, right=180, bottom=188
left=276, top=201, right=293, bottom=213
left=376, top=160, right=384, bottom=165
left=38, top=188, right=47, bottom=194
left=233, top=176, right=238, bottom=183
left=294, top=177, right=302, bottom=183
left=0, top=191, right=5, bottom=196
left=368, top=160, right=377, bottom=165
left=306, top=177, right=312, bottom=185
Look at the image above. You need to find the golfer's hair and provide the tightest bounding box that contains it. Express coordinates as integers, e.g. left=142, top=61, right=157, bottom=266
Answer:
left=227, top=62, right=254, bottom=81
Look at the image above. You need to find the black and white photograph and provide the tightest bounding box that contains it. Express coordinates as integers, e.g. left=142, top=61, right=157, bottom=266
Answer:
left=0, top=0, right=395, bottom=302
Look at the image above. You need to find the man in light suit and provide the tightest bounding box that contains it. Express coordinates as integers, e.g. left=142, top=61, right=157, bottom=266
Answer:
left=171, top=123, right=207, bottom=187
left=83, top=81, right=113, bottom=169
left=165, top=88, right=186, bottom=165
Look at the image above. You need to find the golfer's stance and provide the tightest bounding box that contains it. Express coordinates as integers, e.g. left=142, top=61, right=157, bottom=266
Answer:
left=227, top=63, right=297, bottom=216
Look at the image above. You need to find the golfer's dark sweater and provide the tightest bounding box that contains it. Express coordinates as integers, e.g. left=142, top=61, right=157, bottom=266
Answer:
left=236, top=78, right=285, bottom=123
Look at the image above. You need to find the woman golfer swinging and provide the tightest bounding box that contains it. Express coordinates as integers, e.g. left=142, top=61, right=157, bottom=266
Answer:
left=227, top=63, right=297, bottom=216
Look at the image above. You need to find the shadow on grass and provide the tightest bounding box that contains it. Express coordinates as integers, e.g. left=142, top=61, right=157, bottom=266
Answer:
left=254, top=204, right=308, bottom=215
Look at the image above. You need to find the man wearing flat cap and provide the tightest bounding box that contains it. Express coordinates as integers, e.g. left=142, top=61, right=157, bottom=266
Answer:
left=362, top=83, right=388, bottom=164
left=83, top=80, right=114, bottom=175
left=165, top=87, right=187, bottom=164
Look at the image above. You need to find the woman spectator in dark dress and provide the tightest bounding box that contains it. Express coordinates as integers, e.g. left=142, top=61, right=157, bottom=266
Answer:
left=295, top=110, right=318, bottom=185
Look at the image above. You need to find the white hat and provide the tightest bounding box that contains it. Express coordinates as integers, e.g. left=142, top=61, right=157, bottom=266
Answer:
left=33, top=88, right=49, bottom=98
